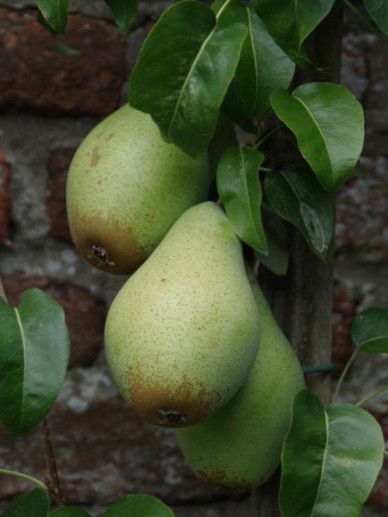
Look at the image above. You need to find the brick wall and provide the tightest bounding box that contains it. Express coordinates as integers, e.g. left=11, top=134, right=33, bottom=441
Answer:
left=0, top=2, right=387, bottom=516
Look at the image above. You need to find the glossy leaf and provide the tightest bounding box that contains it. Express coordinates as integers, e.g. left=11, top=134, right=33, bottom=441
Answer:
left=3, top=489, right=50, bottom=517
left=271, top=83, right=364, bottom=191
left=105, top=0, right=139, bottom=34
left=351, top=307, right=388, bottom=353
left=0, top=289, right=70, bottom=436
left=104, top=494, right=174, bottom=517
left=265, top=164, right=334, bottom=259
left=364, top=0, right=388, bottom=35
left=256, top=212, right=289, bottom=275
left=280, top=389, right=385, bottom=517
left=253, top=0, right=335, bottom=61
left=219, top=2, right=295, bottom=123
left=217, top=146, right=267, bottom=252
left=36, top=0, right=69, bottom=33
left=49, top=508, right=92, bottom=516
left=128, top=0, right=248, bottom=156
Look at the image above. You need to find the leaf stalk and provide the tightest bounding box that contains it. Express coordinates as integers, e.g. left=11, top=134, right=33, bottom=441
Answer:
left=0, top=468, right=47, bottom=491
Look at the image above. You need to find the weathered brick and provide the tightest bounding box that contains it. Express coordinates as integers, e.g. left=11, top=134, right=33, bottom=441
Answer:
left=47, top=148, right=75, bottom=242
left=336, top=157, right=388, bottom=261
left=331, top=284, right=357, bottom=377
left=0, top=366, right=244, bottom=506
left=0, top=8, right=127, bottom=116
left=2, top=275, right=106, bottom=368
left=0, top=151, right=11, bottom=246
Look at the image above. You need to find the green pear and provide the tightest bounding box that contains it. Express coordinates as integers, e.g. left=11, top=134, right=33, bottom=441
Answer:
left=66, top=104, right=210, bottom=274
left=104, top=202, right=260, bottom=427
left=175, top=280, right=304, bottom=487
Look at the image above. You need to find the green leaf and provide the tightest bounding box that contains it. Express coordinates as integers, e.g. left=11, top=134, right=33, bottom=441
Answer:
left=49, top=508, right=91, bottom=516
left=3, top=489, right=50, bottom=517
left=55, top=42, right=80, bottom=56
left=256, top=212, right=289, bottom=275
left=0, top=288, right=70, bottom=436
left=217, top=146, right=267, bottom=253
left=364, top=0, right=388, bottom=35
left=128, top=0, right=248, bottom=156
left=104, top=494, right=174, bottom=517
left=271, top=83, right=364, bottom=191
left=265, top=164, right=334, bottom=260
left=221, top=4, right=295, bottom=123
left=36, top=0, right=70, bottom=34
left=105, top=0, right=138, bottom=34
left=280, top=390, right=385, bottom=517
left=351, top=307, right=388, bottom=354
left=253, top=0, right=335, bottom=61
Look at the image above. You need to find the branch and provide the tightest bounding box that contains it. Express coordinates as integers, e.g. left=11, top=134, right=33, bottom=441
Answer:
left=40, top=418, right=65, bottom=507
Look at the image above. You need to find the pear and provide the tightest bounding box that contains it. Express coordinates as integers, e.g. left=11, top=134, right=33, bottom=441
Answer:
left=175, top=280, right=304, bottom=487
left=66, top=105, right=210, bottom=274
left=105, top=202, right=260, bottom=427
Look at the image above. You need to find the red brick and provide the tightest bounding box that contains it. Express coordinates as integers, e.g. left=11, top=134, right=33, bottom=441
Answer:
left=0, top=151, right=11, bottom=246
left=331, top=284, right=357, bottom=377
left=47, top=148, right=75, bottom=242
left=0, top=8, right=127, bottom=116
left=2, top=275, right=106, bottom=368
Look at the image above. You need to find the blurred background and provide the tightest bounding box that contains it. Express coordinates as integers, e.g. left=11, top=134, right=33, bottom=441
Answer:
left=0, top=1, right=387, bottom=515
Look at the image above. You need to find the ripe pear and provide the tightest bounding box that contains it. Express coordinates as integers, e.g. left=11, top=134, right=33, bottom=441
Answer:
left=105, top=202, right=260, bottom=427
left=175, top=280, right=304, bottom=487
left=66, top=104, right=210, bottom=274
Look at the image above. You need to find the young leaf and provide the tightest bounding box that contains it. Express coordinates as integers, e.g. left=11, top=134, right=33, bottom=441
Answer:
left=271, top=83, right=364, bottom=191
left=217, top=146, right=267, bottom=253
left=105, top=0, right=139, bottom=34
left=36, top=0, right=70, bottom=34
left=253, top=0, right=335, bottom=61
left=218, top=2, right=295, bottom=123
left=351, top=307, right=388, bottom=354
left=49, top=508, right=92, bottom=516
left=128, top=0, right=248, bottom=156
left=364, top=0, right=388, bottom=35
left=104, top=494, right=174, bottom=517
left=280, top=390, right=385, bottom=517
left=0, top=289, right=70, bottom=436
left=265, top=164, right=334, bottom=260
left=3, top=489, right=50, bottom=517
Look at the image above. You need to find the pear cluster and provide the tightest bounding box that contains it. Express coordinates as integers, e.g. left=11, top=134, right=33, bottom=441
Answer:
left=66, top=105, right=304, bottom=488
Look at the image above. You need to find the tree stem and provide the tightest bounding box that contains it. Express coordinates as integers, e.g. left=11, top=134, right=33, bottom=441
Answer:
left=332, top=348, right=358, bottom=402
left=356, top=385, right=388, bottom=407
left=40, top=418, right=64, bottom=507
left=0, top=468, right=47, bottom=491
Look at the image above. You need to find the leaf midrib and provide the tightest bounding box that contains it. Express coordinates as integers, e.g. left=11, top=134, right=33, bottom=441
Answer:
left=239, top=148, right=262, bottom=245
left=310, top=409, right=330, bottom=515
left=168, top=0, right=233, bottom=139
left=14, top=307, right=27, bottom=433
left=293, top=94, right=334, bottom=180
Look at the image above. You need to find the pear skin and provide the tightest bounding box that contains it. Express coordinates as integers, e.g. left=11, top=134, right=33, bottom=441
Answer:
left=66, top=105, right=210, bottom=274
left=175, top=280, right=305, bottom=487
left=104, top=202, right=260, bottom=427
